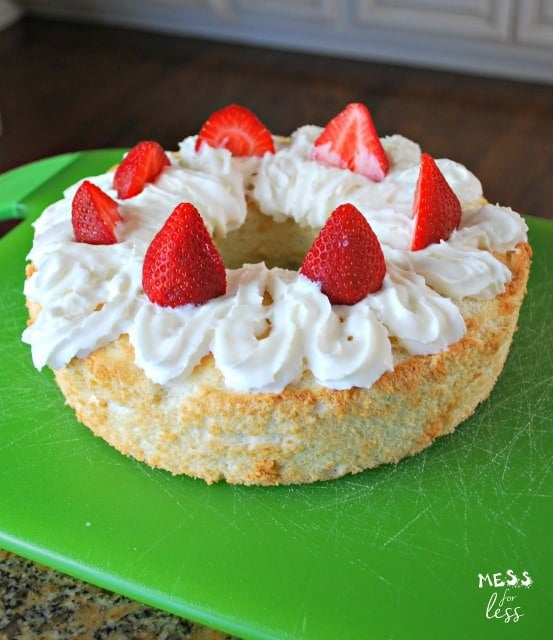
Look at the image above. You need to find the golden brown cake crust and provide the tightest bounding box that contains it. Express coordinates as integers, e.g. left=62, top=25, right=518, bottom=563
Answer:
left=40, top=242, right=531, bottom=485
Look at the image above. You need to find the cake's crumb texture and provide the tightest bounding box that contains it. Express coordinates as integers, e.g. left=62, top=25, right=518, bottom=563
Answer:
left=48, top=244, right=530, bottom=485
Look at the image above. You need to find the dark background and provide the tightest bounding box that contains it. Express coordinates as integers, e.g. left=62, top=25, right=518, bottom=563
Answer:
left=1, top=17, right=552, bottom=221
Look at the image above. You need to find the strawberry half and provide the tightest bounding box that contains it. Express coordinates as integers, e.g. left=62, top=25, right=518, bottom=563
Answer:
left=71, top=180, right=121, bottom=245
left=113, top=140, right=170, bottom=199
left=195, top=104, right=275, bottom=157
left=142, top=202, right=226, bottom=308
left=300, top=203, right=386, bottom=305
left=411, top=153, right=462, bottom=251
left=311, top=102, right=389, bottom=182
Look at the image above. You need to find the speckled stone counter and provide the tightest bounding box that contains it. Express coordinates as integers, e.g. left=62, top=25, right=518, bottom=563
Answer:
left=0, top=550, right=240, bottom=640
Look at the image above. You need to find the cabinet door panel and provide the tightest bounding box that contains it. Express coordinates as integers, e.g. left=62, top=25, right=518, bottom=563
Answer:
left=355, top=0, right=514, bottom=40
left=517, top=0, right=553, bottom=47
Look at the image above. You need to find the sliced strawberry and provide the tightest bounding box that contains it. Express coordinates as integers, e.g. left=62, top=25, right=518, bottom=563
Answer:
left=411, top=153, right=462, bottom=251
left=113, top=140, right=170, bottom=199
left=142, top=202, right=226, bottom=308
left=71, top=180, right=121, bottom=245
left=300, top=203, right=386, bottom=305
left=195, top=104, right=275, bottom=157
left=311, top=102, right=389, bottom=182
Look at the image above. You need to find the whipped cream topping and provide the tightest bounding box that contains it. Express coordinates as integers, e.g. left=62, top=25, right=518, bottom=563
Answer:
left=22, top=128, right=528, bottom=393
left=252, top=127, right=484, bottom=225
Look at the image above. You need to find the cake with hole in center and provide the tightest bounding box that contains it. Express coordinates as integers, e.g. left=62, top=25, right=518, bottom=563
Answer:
left=22, top=103, right=531, bottom=485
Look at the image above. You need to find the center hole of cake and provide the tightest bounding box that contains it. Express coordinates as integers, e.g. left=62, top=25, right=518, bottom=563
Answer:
left=214, top=208, right=319, bottom=271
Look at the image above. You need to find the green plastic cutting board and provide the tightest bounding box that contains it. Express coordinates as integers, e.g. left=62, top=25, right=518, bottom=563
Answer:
left=0, top=152, right=551, bottom=639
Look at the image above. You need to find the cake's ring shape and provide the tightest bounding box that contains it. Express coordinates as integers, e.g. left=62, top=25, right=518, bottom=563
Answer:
left=23, top=131, right=525, bottom=392
left=23, top=118, right=531, bottom=484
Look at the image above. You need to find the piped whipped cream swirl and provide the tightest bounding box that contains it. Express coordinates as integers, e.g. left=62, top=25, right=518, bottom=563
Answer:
left=22, top=128, right=528, bottom=393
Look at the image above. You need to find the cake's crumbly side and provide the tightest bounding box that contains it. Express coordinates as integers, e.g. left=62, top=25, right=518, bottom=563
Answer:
left=44, top=242, right=531, bottom=485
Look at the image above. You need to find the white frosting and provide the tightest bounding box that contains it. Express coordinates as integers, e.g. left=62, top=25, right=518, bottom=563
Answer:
left=252, top=127, right=483, bottom=224
left=22, top=127, right=528, bottom=393
left=366, top=263, right=466, bottom=355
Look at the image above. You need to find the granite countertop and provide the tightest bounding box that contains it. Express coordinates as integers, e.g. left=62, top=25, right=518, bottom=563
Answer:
left=0, top=550, right=239, bottom=640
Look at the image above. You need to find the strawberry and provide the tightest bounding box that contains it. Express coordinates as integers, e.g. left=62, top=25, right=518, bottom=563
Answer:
left=113, top=140, right=170, bottom=199
left=195, top=104, right=275, bottom=157
left=299, top=203, right=386, bottom=305
left=142, top=202, right=226, bottom=307
left=71, top=180, right=121, bottom=245
left=411, top=153, right=462, bottom=251
left=311, top=102, right=389, bottom=182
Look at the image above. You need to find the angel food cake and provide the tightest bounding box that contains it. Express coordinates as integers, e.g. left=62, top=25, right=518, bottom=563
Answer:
left=22, top=103, right=531, bottom=485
